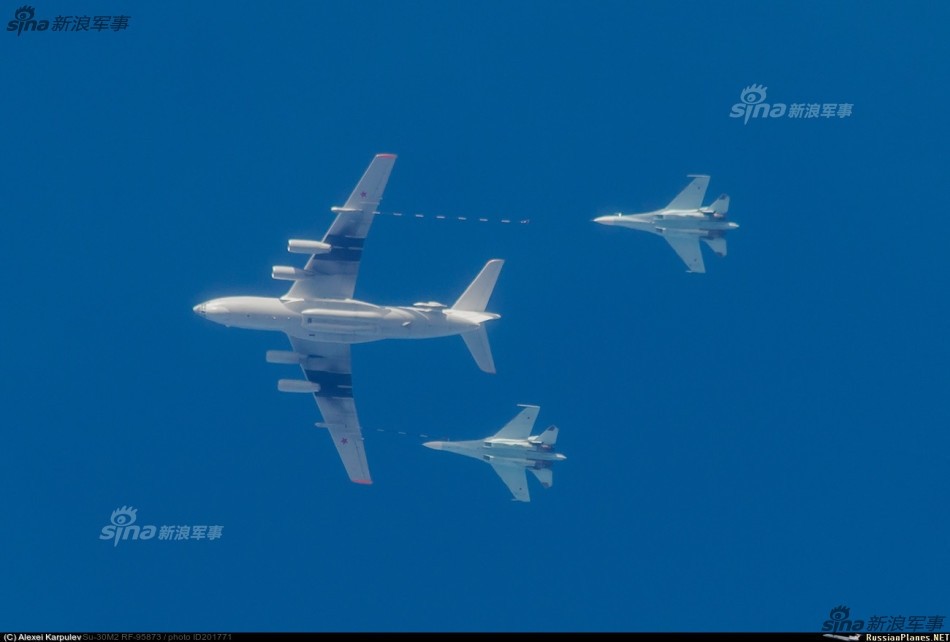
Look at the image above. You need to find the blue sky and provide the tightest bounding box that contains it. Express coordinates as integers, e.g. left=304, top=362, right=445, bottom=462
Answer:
left=3, top=0, right=949, bottom=632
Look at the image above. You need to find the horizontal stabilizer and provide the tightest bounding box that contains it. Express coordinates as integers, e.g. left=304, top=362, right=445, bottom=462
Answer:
left=530, top=467, right=554, bottom=489
left=452, top=259, right=504, bottom=312
left=702, top=236, right=728, bottom=257
left=493, top=405, right=539, bottom=440
left=461, top=326, right=496, bottom=374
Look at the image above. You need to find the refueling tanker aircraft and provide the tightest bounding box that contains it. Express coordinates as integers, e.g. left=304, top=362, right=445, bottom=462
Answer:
left=194, top=154, right=504, bottom=485
left=594, top=174, right=738, bottom=273
left=423, top=405, right=565, bottom=502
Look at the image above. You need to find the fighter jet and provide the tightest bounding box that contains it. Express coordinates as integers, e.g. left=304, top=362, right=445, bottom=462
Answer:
left=194, top=154, right=504, bottom=485
left=423, top=405, right=565, bottom=502
left=594, top=174, right=738, bottom=273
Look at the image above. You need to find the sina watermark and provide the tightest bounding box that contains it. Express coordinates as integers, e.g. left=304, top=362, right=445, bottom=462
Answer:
left=99, top=506, right=224, bottom=547
left=99, top=506, right=155, bottom=547
left=729, top=84, right=853, bottom=124
left=822, top=605, right=865, bottom=634
left=819, top=605, right=946, bottom=634
left=6, top=5, right=130, bottom=35
left=6, top=5, right=47, bottom=35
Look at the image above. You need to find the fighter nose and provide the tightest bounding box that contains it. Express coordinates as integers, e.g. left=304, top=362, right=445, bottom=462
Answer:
left=422, top=441, right=444, bottom=451
left=193, top=303, right=229, bottom=316
left=593, top=214, right=616, bottom=225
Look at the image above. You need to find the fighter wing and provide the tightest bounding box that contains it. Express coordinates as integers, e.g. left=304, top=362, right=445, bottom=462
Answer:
left=490, top=462, right=531, bottom=502
left=492, top=404, right=540, bottom=439
left=286, top=154, right=396, bottom=301
left=665, top=174, right=710, bottom=211
left=663, top=233, right=706, bottom=273
left=288, top=336, right=371, bottom=484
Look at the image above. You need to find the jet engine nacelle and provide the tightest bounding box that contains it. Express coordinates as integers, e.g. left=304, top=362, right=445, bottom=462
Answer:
left=272, top=266, right=313, bottom=281
left=287, top=239, right=332, bottom=255
left=277, top=379, right=321, bottom=393
left=267, top=351, right=336, bottom=370
left=266, top=350, right=300, bottom=365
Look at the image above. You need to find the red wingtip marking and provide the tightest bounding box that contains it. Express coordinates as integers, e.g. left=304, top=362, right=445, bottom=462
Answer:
left=353, top=479, right=373, bottom=485
left=376, top=153, right=396, bottom=159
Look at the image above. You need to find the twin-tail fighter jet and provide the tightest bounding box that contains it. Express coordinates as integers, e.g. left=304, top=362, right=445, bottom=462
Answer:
left=423, top=405, right=565, bottom=502
left=194, top=154, right=504, bottom=485
left=594, top=174, right=739, bottom=273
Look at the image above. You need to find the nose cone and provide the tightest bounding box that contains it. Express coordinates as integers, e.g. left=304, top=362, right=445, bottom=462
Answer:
left=423, top=441, right=445, bottom=451
left=193, top=301, right=229, bottom=320
left=594, top=214, right=618, bottom=225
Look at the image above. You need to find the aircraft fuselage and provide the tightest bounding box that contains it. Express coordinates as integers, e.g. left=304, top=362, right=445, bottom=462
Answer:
left=425, top=438, right=568, bottom=467
left=596, top=209, right=739, bottom=237
left=193, top=296, right=496, bottom=344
